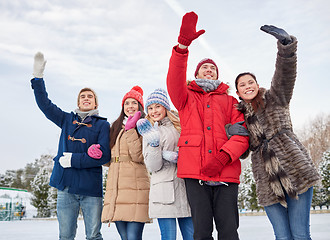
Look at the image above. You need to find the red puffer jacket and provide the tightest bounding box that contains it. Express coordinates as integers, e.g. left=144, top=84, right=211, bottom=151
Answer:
left=166, top=47, right=249, bottom=183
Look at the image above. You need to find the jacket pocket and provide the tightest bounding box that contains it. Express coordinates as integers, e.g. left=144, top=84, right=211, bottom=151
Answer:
left=78, top=167, right=102, bottom=194
left=150, top=181, right=175, bottom=204
left=50, top=157, right=64, bottom=185
left=178, top=135, right=203, bottom=147
left=177, top=135, right=203, bottom=175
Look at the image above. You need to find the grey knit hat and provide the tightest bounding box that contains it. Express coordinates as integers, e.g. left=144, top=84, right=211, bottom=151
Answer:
left=145, top=88, right=170, bottom=113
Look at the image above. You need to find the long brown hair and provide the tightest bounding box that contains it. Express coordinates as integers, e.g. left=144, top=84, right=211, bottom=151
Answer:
left=109, top=103, right=145, bottom=150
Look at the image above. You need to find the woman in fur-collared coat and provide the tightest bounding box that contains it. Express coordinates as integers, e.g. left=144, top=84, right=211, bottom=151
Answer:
left=235, top=25, right=320, bottom=240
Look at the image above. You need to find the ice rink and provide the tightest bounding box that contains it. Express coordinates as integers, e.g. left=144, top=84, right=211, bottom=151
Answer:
left=0, top=213, right=329, bottom=239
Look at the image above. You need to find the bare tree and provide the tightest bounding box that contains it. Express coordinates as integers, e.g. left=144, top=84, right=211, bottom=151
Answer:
left=298, top=113, right=330, bottom=166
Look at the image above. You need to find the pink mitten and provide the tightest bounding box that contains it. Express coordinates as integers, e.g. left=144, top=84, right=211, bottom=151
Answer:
left=201, top=151, right=230, bottom=177
left=88, top=144, right=102, bottom=159
left=125, top=111, right=141, bottom=131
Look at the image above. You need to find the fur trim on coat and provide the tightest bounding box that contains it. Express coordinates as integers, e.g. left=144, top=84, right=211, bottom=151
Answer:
left=236, top=37, right=320, bottom=207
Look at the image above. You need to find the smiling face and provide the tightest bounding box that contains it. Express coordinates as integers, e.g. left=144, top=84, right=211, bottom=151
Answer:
left=78, top=90, right=97, bottom=111
left=147, top=103, right=167, bottom=122
left=123, top=98, right=139, bottom=117
left=196, top=63, right=218, bottom=80
left=236, top=74, right=259, bottom=102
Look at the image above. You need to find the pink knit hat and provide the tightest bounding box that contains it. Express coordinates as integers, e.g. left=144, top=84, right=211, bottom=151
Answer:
left=122, top=86, right=144, bottom=109
left=194, top=58, right=219, bottom=79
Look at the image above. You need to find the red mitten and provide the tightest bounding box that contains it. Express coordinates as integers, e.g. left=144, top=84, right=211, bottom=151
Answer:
left=201, top=151, right=231, bottom=177
left=125, top=111, right=141, bottom=131
left=88, top=144, right=102, bottom=159
left=178, top=11, right=205, bottom=46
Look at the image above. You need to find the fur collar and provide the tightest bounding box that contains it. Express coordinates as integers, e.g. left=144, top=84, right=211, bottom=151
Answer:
left=236, top=88, right=298, bottom=207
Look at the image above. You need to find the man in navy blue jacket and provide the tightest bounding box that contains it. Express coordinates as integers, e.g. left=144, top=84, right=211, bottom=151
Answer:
left=31, top=52, right=110, bottom=240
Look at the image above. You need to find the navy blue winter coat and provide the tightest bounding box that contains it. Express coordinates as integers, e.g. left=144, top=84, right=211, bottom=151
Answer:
left=31, top=78, right=110, bottom=197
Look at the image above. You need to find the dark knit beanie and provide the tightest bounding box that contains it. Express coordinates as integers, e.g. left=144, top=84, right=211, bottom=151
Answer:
left=194, top=58, right=219, bottom=79
left=122, top=86, right=144, bottom=109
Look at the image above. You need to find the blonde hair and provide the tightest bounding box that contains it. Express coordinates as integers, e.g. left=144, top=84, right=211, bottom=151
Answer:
left=146, top=109, right=181, bottom=133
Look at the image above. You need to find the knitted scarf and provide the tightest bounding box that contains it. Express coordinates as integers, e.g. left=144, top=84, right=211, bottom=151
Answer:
left=237, top=88, right=297, bottom=207
left=75, top=109, right=99, bottom=121
left=195, top=79, right=221, bottom=92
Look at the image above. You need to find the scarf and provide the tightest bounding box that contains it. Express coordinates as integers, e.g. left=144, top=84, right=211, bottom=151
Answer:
left=74, top=109, right=99, bottom=121
left=195, top=79, right=221, bottom=92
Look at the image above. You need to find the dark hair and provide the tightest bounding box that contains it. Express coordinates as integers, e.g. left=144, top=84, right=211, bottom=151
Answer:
left=235, top=72, right=257, bottom=91
left=109, top=102, right=145, bottom=150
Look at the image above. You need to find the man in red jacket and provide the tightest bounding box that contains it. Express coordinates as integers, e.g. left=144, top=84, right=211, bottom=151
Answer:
left=166, top=12, right=249, bottom=240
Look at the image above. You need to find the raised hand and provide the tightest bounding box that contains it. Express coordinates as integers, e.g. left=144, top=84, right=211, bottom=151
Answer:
left=260, top=25, right=292, bottom=45
left=33, top=52, right=47, bottom=78
left=125, top=111, right=141, bottom=131
left=178, top=11, right=205, bottom=47
left=136, top=119, right=160, bottom=147
left=88, top=144, right=103, bottom=159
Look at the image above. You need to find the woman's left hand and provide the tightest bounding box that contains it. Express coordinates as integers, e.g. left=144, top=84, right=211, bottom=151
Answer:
left=136, top=119, right=160, bottom=147
left=125, top=111, right=141, bottom=131
left=260, top=25, right=292, bottom=45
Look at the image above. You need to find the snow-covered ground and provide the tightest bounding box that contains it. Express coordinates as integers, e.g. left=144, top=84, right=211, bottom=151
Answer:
left=1, top=188, right=329, bottom=239
left=0, top=213, right=329, bottom=239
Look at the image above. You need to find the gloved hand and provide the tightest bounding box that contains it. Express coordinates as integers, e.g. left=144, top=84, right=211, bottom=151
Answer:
left=59, top=152, right=72, bottom=168
left=125, top=111, right=141, bottom=131
left=88, top=144, right=102, bottom=159
left=260, top=25, right=292, bottom=45
left=178, top=11, right=205, bottom=47
left=33, top=52, right=47, bottom=78
left=227, top=121, right=249, bottom=137
left=136, top=119, right=160, bottom=147
left=201, top=151, right=230, bottom=177
left=162, top=150, right=178, bottom=163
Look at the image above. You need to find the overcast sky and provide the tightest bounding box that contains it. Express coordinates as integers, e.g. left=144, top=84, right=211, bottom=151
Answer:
left=1, top=0, right=329, bottom=173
